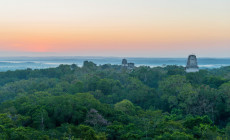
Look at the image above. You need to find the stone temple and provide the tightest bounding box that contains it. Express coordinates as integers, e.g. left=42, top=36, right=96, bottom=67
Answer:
left=122, top=59, right=135, bottom=69
left=186, top=55, right=199, bottom=73
left=122, top=59, right=128, bottom=66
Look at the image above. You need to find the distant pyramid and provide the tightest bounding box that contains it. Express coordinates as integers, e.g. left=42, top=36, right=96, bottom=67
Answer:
left=186, top=55, right=199, bottom=73
left=122, top=58, right=128, bottom=66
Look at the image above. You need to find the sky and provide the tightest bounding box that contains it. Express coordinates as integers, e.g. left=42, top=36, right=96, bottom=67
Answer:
left=0, top=0, right=229, bottom=57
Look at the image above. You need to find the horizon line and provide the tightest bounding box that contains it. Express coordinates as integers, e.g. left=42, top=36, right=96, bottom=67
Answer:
left=0, top=56, right=230, bottom=59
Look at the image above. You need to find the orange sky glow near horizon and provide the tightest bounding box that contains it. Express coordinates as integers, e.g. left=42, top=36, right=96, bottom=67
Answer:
left=0, top=0, right=230, bottom=57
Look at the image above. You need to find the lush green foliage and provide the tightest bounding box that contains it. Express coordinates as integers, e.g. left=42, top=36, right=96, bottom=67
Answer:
left=0, top=62, right=230, bottom=139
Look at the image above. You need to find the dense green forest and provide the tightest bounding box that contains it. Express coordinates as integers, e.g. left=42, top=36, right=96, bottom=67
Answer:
left=1, top=61, right=230, bottom=139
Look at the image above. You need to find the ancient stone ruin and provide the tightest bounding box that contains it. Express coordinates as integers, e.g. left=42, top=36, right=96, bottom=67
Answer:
left=122, top=59, right=128, bottom=67
left=128, top=63, right=135, bottom=68
left=186, top=55, right=199, bottom=73
left=122, top=59, right=135, bottom=69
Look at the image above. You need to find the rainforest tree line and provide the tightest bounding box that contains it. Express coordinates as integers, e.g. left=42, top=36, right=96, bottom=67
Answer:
left=1, top=61, right=230, bottom=139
